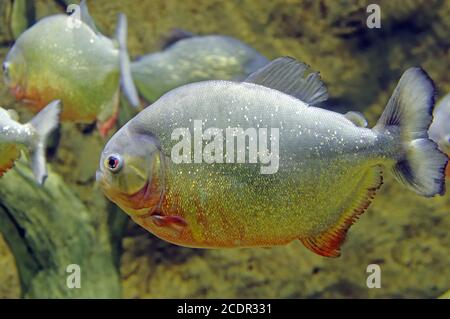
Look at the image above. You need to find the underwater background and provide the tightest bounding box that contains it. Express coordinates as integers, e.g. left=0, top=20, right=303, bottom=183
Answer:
left=0, top=0, right=449, bottom=298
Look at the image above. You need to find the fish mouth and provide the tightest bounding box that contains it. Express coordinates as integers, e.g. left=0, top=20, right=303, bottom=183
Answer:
left=116, top=179, right=161, bottom=216
left=97, top=170, right=162, bottom=216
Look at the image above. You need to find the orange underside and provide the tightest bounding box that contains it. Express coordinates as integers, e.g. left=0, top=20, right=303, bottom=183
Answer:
left=11, top=84, right=97, bottom=123
left=0, top=159, right=16, bottom=178
left=111, top=178, right=203, bottom=247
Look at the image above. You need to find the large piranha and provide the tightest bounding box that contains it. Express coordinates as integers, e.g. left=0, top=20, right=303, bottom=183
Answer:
left=96, top=57, right=447, bottom=257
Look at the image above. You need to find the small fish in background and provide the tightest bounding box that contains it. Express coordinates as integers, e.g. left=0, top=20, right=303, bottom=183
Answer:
left=97, top=57, right=447, bottom=257
left=131, top=30, right=269, bottom=102
left=429, top=94, right=450, bottom=178
left=0, top=100, right=61, bottom=185
left=2, top=0, right=139, bottom=137
left=5, top=0, right=36, bottom=40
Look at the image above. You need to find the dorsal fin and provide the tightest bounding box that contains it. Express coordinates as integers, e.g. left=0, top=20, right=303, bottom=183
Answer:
left=244, top=57, right=328, bottom=105
left=344, top=111, right=368, bottom=127
left=161, top=29, right=195, bottom=50
left=78, top=0, right=100, bottom=33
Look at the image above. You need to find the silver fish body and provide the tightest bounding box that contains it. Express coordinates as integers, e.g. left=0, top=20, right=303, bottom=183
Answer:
left=98, top=58, right=447, bottom=257
left=123, top=80, right=397, bottom=232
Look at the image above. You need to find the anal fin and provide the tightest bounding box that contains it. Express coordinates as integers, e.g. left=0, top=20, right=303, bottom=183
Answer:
left=151, top=214, right=187, bottom=232
left=300, top=166, right=383, bottom=258
left=0, top=145, right=20, bottom=178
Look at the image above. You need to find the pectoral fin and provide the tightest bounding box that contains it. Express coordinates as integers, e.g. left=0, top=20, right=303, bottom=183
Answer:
left=151, top=214, right=187, bottom=232
left=96, top=90, right=119, bottom=137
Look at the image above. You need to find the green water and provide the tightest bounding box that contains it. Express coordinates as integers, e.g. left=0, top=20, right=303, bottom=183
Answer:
left=0, top=0, right=449, bottom=298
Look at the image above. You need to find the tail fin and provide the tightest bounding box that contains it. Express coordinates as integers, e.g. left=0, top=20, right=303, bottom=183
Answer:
left=375, top=68, right=447, bottom=197
left=28, top=100, right=61, bottom=185
left=116, top=13, right=140, bottom=109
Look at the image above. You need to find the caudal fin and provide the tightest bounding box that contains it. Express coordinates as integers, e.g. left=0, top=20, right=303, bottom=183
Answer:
left=116, top=13, right=140, bottom=108
left=28, top=100, right=61, bottom=185
left=375, top=68, right=447, bottom=197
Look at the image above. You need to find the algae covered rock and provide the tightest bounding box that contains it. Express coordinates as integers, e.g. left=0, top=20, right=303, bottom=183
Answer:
left=0, top=162, right=121, bottom=298
left=0, top=234, right=20, bottom=298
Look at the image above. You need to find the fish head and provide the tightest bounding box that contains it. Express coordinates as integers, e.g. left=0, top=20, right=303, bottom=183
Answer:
left=97, top=128, right=165, bottom=217
left=3, top=44, right=28, bottom=100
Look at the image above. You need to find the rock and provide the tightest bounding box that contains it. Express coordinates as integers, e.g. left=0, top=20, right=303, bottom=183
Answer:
left=0, top=162, right=121, bottom=298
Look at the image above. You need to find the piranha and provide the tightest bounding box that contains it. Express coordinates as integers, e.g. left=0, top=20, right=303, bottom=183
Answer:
left=96, top=57, right=447, bottom=257
left=429, top=94, right=450, bottom=178
left=130, top=30, right=269, bottom=102
left=2, top=0, right=139, bottom=136
left=0, top=100, right=60, bottom=184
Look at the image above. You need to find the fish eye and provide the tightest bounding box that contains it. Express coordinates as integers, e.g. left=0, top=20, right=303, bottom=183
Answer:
left=105, top=154, right=123, bottom=173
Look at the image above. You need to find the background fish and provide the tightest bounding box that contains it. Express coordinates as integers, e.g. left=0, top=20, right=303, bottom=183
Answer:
left=2, top=1, right=139, bottom=136
left=97, top=57, right=447, bottom=257
left=131, top=31, right=269, bottom=102
left=0, top=100, right=60, bottom=184
left=429, top=94, right=450, bottom=178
